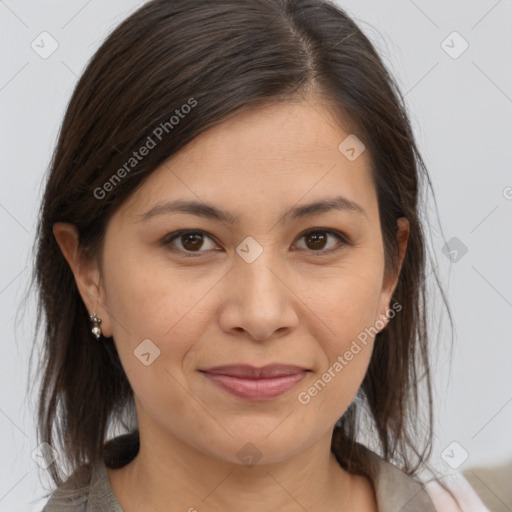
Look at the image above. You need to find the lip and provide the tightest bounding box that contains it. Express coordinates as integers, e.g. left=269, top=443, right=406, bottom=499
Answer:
left=200, top=364, right=309, bottom=378
left=199, top=364, right=310, bottom=401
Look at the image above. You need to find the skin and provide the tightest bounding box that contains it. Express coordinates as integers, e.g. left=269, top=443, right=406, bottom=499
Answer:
left=54, top=94, right=409, bottom=512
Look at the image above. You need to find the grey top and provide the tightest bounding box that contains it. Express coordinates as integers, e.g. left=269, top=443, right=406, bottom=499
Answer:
left=42, top=448, right=440, bottom=512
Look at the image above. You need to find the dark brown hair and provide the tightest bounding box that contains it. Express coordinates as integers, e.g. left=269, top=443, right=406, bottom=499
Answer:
left=29, top=0, right=454, bottom=494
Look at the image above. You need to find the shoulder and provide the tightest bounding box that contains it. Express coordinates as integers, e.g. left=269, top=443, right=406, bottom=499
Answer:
left=42, top=460, right=123, bottom=512
left=41, top=464, right=92, bottom=512
left=360, top=446, right=438, bottom=511
left=462, top=460, right=512, bottom=511
left=357, top=444, right=488, bottom=512
left=423, top=473, right=490, bottom=512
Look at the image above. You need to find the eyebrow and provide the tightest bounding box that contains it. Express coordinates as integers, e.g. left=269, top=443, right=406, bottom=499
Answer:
left=135, top=195, right=367, bottom=224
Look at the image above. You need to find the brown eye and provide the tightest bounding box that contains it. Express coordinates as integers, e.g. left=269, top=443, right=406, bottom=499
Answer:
left=304, top=231, right=328, bottom=250
left=181, top=232, right=204, bottom=251
left=163, top=228, right=348, bottom=258
left=294, top=229, right=348, bottom=253
left=163, top=230, right=218, bottom=255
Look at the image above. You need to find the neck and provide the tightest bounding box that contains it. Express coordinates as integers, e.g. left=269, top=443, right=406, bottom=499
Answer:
left=107, top=427, right=369, bottom=512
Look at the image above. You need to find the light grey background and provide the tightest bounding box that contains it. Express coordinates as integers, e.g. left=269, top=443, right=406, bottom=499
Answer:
left=1, top=1, right=511, bottom=510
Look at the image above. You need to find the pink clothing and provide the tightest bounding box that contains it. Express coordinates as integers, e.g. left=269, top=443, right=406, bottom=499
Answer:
left=425, top=472, right=490, bottom=512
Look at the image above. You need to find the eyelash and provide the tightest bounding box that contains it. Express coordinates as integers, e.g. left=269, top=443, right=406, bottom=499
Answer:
left=161, top=228, right=350, bottom=258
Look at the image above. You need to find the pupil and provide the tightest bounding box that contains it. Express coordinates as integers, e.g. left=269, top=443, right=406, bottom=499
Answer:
left=307, top=232, right=326, bottom=250
left=182, top=232, right=203, bottom=251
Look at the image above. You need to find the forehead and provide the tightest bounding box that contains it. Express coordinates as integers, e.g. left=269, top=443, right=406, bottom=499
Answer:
left=118, top=98, right=377, bottom=223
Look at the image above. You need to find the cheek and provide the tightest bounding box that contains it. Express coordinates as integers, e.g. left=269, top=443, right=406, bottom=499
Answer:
left=103, top=265, right=208, bottom=427
left=296, top=308, right=376, bottom=427
left=305, top=255, right=384, bottom=348
left=296, top=257, right=383, bottom=409
left=102, top=251, right=220, bottom=377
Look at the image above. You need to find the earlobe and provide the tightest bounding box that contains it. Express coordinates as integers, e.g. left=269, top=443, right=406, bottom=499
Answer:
left=52, top=222, right=112, bottom=337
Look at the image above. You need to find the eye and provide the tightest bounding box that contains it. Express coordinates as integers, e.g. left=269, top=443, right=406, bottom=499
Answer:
left=162, top=230, right=219, bottom=256
left=293, top=229, right=349, bottom=254
left=162, top=228, right=349, bottom=258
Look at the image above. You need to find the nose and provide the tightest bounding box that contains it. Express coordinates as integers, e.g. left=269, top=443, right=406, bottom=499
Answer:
left=218, top=251, right=300, bottom=341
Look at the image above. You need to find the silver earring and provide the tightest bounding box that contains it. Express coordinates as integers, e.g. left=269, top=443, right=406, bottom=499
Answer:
left=90, top=313, right=102, bottom=339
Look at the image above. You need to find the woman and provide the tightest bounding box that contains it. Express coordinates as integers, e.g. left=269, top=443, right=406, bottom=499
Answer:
left=31, top=0, right=486, bottom=510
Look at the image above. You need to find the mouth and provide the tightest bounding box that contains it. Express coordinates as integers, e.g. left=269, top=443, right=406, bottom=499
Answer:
left=198, top=364, right=310, bottom=401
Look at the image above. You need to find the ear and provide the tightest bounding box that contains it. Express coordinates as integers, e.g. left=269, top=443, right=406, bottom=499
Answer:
left=375, top=217, right=409, bottom=330
left=52, top=222, right=113, bottom=338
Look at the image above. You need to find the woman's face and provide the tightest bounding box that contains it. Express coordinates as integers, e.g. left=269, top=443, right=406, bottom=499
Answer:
left=89, top=97, right=408, bottom=465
